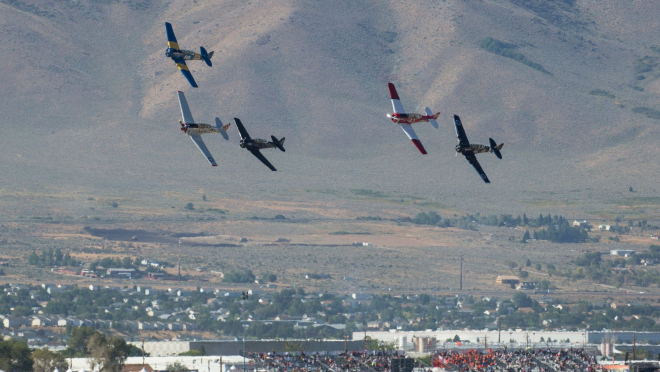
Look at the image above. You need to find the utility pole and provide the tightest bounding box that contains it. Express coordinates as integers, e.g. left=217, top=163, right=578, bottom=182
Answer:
left=141, top=338, right=145, bottom=368
left=178, top=239, right=182, bottom=283
left=526, top=332, right=529, bottom=349
left=484, top=334, right=487, bottom=349
left=344, top=335, right=349, bottom=354
left=633, top=332, right=636, bottom=361
left=459, top=252, right=463, bottom=291
left=242, top=292, right=249, bottom=372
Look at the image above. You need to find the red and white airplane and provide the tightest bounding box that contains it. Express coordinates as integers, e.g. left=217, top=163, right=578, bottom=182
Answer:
left=386, top=83, right=440, bottom=154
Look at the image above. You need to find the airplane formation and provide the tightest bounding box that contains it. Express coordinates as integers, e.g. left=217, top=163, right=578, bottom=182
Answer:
left=166, top=22, right=504, bottom=183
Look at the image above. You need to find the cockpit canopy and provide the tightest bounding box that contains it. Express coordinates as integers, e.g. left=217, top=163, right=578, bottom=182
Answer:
left=165, top=48, right=172, bottom=57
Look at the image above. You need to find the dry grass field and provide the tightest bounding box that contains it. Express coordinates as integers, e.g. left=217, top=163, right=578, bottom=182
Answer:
left=2, top=188, right=659, bottom=304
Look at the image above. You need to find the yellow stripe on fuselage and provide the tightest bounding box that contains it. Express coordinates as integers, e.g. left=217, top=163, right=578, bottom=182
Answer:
left=168, top=41, right=180, bottom=49
left=176, top=63, right=190, bottom=71
left=193, top=53, right=201, bottom=60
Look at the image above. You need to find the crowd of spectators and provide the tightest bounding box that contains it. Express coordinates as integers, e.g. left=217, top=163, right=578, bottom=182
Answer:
left=249, top=351, right=408, bottom=372
left=434, top=348, right=602, bottom=371
left=244, top=348, right=603, bottom=372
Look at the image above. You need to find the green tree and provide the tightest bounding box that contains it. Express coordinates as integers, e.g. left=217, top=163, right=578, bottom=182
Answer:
left=184, top=203, right=195, bottom=210
left=179, top=349, right=204, bottom=356
left=32, top=347, right=68, bottom=372
left=512, top=292, right=533, bottom=308
left=166, top=361, right=188, bottom=372
left=224, top=270, right=256, bottom=283
left=525, top=258, right=531, bottom=267
left=0, top=339, right=33, bottom=372
left=87, top=333, right=130, bottom=372
left=364, top=336, right=379, bottom=350
left=522, top=231, right=530, bottom=243
left=122, top=257, right=133, bottom=268
left=28, top=251, right=40, bottom=265
left=67, top=327, right=98, bottom=356
left=453, top=335, right=461, bottom=342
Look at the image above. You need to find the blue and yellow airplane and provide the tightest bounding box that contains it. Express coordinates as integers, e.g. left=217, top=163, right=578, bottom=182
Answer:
left=165, top=22, right=214, bottom=88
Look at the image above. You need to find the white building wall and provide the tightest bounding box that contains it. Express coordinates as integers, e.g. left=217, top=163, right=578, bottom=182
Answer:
left=356, top=330, right=589, bottom=348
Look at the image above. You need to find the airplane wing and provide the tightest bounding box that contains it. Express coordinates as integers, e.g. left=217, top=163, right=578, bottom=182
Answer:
left=453, top=114, right=470, bottom=147
left=165, top=22, right=180, bottom=49
left=400, top=124, right=427, bottom=155
left=189, top=134, right=217, bottom=167
left=177, top=91, right=194, bottom=123
left=464, top=153, right=490, bottom=183
left=248, top=148, right=276, bottom=171
left=174, top=61, right=198, bottom=88
left=233, top=118, right=252, bottom=140
left=388, top=83, right=406, bottom=114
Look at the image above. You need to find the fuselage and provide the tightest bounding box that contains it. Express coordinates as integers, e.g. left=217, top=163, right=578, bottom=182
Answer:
left=240, top=138, right=276, bottom=150
left=456, top=143, right=491, bottom=155
left=180, top=121, right=219, bottom=135
left=166, top=48, right=201, bottom=62
left=388, top=113, right=431, bottom=125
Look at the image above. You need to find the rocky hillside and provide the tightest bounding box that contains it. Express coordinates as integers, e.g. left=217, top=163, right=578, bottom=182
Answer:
left=2, top=0, right=659, bottom=213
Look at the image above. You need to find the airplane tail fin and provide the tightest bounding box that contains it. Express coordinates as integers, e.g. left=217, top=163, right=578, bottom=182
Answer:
left=271, top=135, right=286, bottom=152
left=215, top=118, right=230, bottom=140
left=489, top=138, right=503, bottom=159
left=200, top=47, right=213, bottom=67
left=425, top=107, right=439, bottom=129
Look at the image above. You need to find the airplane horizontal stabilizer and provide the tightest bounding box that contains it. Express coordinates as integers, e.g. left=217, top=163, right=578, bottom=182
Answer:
left=489, top=138, right=503, bottom=159
left=425, top=107, right=439, bottom=129
left=271, top=135, right=286, bottom=152
left=200, top=47, right=212, bottom=67
left=215, top=118, right=230, bottom=140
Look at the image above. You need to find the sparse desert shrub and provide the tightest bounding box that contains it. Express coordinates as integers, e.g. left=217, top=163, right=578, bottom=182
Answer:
left=352, top=189, right=386, bottom=198
left=480, top=37, right=551, bottom=74
left=589, top=89, right=615, bottom=99
left=509, top=0, right=580, bottom=28
left=632, top=106, right=660, bottom=120
left=635, top=56, right=657, bottom=75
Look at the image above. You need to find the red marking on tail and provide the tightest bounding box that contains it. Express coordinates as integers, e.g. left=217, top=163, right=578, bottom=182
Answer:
left=411, top=139, right=427, bottom=154
left=388, top=83, right=400, bottom=100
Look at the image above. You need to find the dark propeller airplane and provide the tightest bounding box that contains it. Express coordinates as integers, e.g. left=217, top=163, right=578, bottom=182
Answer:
left=165, top=22, right=214, bottom=88
left=233, top=118, right=285, bottom=171
left=453, top=114, right=503, bottom=184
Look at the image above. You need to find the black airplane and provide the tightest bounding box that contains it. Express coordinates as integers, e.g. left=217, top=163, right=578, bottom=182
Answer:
left=234, top=118, right=285, bottom=171
left=453, top=114, right=503, bottom=184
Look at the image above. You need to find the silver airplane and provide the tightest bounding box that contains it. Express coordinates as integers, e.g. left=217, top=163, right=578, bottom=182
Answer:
left=176, top=91, right=230, bottom=166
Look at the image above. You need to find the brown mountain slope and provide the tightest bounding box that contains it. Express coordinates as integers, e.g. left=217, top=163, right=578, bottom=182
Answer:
left=1, top=0, right=659, bottom=214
